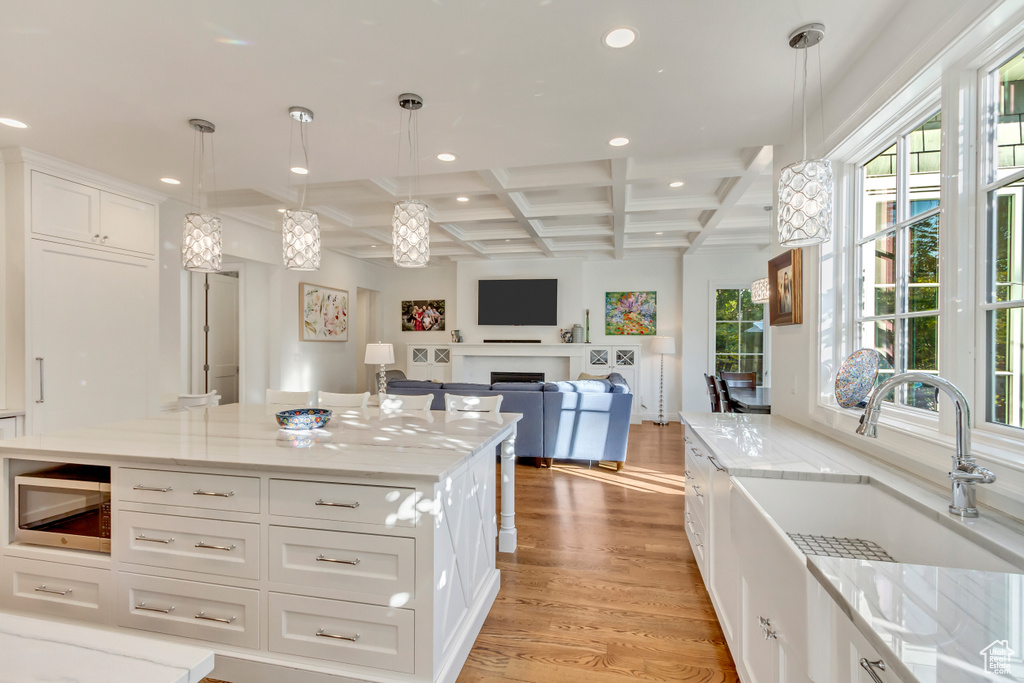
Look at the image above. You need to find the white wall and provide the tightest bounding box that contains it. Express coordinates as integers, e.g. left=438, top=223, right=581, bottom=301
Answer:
left=681, top=250, right=769, bottom=413
left=378, top=261, right=458, bottom=376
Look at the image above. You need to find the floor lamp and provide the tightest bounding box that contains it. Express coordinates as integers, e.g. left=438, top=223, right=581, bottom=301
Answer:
left=650, top=336, right=676, bottom=426
left=364, top=342, right=395, bottom=398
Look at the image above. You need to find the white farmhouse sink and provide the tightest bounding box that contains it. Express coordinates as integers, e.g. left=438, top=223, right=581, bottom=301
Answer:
left=733, top=476, right=1024, bottom=573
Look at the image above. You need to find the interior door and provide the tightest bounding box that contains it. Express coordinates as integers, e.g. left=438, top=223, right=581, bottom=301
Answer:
left=207, top=272, right=239, bottom=404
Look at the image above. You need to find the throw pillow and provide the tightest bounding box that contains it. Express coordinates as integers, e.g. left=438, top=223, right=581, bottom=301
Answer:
left=578, top=371, right=610, bottom=381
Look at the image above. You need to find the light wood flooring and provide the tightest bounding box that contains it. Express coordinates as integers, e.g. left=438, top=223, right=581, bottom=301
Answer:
left=204, top=421, right=737, bottom=683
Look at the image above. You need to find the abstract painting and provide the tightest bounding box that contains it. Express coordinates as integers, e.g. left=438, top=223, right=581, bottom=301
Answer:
left=605, top=291, right=657, bottom=335
left=300, top=283, right=348, bottom=341
left=401, top=299, right=445, bottom=331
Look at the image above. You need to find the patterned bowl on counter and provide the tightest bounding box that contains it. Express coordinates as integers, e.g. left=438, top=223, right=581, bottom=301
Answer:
left=275, top=408, right=332, bottom=430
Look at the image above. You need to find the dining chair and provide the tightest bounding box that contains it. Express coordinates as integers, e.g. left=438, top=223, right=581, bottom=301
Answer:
left=177, top=391, right=220, bottom=410
left=444, top=393, right=504, bottom=424
left=265, top=389, right=313, bottom=410
left=704, top=374, right=722, bottom=412
left=714, top=377, right=734, bottom=413
left=317, top=391, right=370, bottom=409
left=379, top=393, right=434, bottom=412
left=721, top=371, right=756, bottom=389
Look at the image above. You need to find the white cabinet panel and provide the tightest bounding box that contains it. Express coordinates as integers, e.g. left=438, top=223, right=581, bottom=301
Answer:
left=100, top=191, right=156, bottom=255
left=1, top=557, right=112, bottom=624
left=31, top=172, right=100, bottom=244
left=0, top=417, right=18, bottom=440
left=117, top=468, right=260, bottom=513
left=406, top=345, right=451, bottom=382
left=586, top=344, right=640, bottom=423
left=270, top=479, right=416, bottom=527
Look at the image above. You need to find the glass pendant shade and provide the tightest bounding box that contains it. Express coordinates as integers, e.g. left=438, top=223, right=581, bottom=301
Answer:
left=282, top=209, right=321, bottom=271
left=392, top=200, right=430, bottom=268
left=182, top=212, right=222, bottom=272
left=778, top=158, right=833, bottom=246
left=750, top=277, right=770, bottom=304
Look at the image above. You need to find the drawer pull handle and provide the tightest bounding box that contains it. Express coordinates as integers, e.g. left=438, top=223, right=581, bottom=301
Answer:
left=194, top=611, right=236, bottom=624
left=316, top=554, right=361, bottom=566
left=684, top=469, right=693, bottom=479
left=709, top=455, right=727, bottom=472
left=34, top=585, right=72, bottom=596
left=691, top=484, right=704, bottom=498
left=315, top=499, right=360, bottom=509
left=195, top=541, right=236, bottom=552
left=860, top=658, right=886, bottom=683
left=693, top=530, right=703, bottom=548
left=193, top=489, right=234, bottom=498
left=136, top=534, right=174, bottom=544
left=758, top=616, right=778, bottom=640
left=689, top=447, right=704, bottom=457
left=134, top=485, right=172, bottom=493
left=135, top=602, right=174, bottom=614
left=316, top=628, right=360, bottom=642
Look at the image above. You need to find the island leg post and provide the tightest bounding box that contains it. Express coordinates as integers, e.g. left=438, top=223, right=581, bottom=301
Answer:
left=498, top=430, right=517, bottom=553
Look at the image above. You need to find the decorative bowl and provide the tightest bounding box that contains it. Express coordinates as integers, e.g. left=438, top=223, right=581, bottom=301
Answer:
left=275, top=408, right=332, bottom=430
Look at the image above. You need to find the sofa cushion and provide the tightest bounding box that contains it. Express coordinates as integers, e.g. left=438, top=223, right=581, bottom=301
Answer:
left=607, top=372, right=632, bottom=394
left=388, top=379, right=439, bottom=389
left=545, top=379, right=613, bottom=393
left=491, top=382, right=544, bottom=392
left=440, top=382, right=491, bottom=391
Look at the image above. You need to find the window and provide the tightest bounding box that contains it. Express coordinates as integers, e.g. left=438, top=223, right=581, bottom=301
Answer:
left=985, top=49, right=1024, bottom=428
left=714, top=288, right=764, bottom=384
left=855, top=113, right=941, bottom=411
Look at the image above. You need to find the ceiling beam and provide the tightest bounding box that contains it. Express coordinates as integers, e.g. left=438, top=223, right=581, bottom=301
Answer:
left=611, top=158, right=627, bottom=259
left=477, top=170, right=555, bottom=257
left=435, top=223, right=490, bottom=258
left=686, top=146, right=772, bottom=255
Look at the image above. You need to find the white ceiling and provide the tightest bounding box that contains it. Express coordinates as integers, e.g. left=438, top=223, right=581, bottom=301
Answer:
left=0, top=0, right=906, bottom=263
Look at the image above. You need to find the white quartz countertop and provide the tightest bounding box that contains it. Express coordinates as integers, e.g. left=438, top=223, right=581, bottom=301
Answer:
left=0, top=409, right=24, bottom=419
left=0, top=611, right=214, bottom=682
left=0, top=404, right=520, bottom=481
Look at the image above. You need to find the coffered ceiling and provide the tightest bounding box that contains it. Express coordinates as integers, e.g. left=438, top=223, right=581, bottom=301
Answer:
left=0, top=1, right=908, bottom=264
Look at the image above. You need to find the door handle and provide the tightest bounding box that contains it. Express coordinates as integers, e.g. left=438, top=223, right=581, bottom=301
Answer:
left=860, top=658, right=886, bottom=682
left=35, top=357, right=44, bottom=403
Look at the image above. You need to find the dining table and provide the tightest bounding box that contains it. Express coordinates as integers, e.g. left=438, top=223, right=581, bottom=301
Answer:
left=728, top=387, right=771, bottom=414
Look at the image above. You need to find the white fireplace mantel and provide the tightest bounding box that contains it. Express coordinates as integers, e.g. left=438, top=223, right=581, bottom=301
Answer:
left=449, top=343, right=586, bottom=383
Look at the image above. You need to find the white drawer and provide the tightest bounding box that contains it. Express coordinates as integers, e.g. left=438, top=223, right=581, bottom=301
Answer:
left=269, top=526, right=415, bottom=599
left=686, top=507, right=708, bottom=572
left=685, top=468, right=708, bottom=526
left=119, top=511, right=259, bottom=579
left=118, top=572, right=258, bottom=649
left=270, top=479, right=416, bottom=528
left=684, top=436, right=714, bottom=482
left=117, top=468, right=260, bottom=513
left=2, top=557, right=112, bottom=623
left=269, top=592, right=414, bottom=673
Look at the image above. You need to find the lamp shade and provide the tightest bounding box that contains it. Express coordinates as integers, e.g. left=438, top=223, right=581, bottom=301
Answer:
left=750, top=277, right=770, bottom=304
left=650, top=336, right=676, bottom=355
left=778, top=158, right=833, bottom=246
left=182, top=212, right=222, bottom=272
left=364, top=343, right=395, bottom=365
left=283, top=209, right=321, bottom=271
left=393, top=200, right=430, bottom=268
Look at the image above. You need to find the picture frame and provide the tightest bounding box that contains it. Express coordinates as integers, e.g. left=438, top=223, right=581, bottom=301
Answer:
left=300, top=283, right=348, bottom=342
left=768, top=249, right=802, bottom=326
left=605, top=291, right=657, bottom=335
left=401, top=299, right=446, bottom=332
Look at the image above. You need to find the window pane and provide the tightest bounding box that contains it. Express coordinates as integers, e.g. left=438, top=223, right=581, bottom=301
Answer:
left=996, top=50, right=1024, bottom=179
left=739, top=289, right=763, bottom=321
left=716, top=289, right=739, bottom=321
left=908, top=113, right=941, bottom=218
left=908, top=214, right=940, bottom=312
left=860, top=319, right=896, bottom=369
left=715, top=354, right=738, bottom=375
left=990, top=307, right=1024, bottom=428
left=860, top=234, right=896, bottom=317
left=903, top=316, right=939, bottom=412
left=862, top=144, right=897, bottom=237
left=716, top=323, right=739, bottom=354
left=740, top=321, right=763, bottom=354
left=739, top=355, right=763, bottom=381
left=993, top=181, right=1024, bottom=302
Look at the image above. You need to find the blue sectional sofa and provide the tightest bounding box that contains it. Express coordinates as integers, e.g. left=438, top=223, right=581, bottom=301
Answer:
left=386, top=374, right=633, bottom=468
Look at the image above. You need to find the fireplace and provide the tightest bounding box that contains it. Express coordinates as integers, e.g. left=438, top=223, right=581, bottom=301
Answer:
left=491, top=371, right=545, bottom=384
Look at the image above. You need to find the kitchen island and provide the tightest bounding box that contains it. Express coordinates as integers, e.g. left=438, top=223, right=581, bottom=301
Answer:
left=0, top=404, right=520, bottom=683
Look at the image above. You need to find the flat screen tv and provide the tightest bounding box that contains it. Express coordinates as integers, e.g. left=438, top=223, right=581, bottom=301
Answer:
left=478, top=279, right=558, bottom=326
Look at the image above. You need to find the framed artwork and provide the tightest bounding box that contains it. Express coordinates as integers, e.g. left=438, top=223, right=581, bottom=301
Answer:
left=605, top=291, right=657, bottom=335
left=300, top=283, right=348, bottom=341
left=401, top=299, right=446, bottom=332
left=768, top=249, right=802, bottom=326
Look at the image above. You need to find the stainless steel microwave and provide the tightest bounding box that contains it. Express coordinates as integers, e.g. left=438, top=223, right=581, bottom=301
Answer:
left=14, top=464, right=111, bottom=552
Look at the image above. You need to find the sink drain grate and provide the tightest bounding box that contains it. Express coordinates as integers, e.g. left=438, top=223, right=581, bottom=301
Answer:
left=787, top=533, right=896, bottom=562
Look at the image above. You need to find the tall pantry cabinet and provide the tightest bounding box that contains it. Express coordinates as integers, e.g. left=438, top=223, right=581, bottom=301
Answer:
left=4, top=149, right=163, bottom=435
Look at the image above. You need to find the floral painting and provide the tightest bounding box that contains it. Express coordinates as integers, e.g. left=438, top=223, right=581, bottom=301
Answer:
left=605, top=291, right=657, bottom=335
left=401, top=299, right=445, bottom=331
left=300, top=283, right=348, bottom=342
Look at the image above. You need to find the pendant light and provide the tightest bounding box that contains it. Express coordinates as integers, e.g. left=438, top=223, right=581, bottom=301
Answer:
left=392, top=93, right=430, bottom=268
left=181, top=119, right=222, bottom=272
left=283, top=106, right=321, bottom=271
left=750, top=278, right=770, bottom=304
left=778, top=23, right=833, bottom=247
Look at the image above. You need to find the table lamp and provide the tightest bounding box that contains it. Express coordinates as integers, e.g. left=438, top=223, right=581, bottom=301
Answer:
left=650, top=336, right=676, bottom=426
left=364, top=342, right=395, bottom=397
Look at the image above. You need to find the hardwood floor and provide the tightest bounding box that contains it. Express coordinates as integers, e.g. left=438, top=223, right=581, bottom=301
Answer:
left=203, top=421, right=737, bottom=683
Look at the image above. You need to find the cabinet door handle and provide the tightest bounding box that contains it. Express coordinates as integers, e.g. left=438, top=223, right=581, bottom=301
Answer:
left=134, top=484, right=173, bottom=493
left=860, top=658, right=886, bottom=682
left=758, top=616, right=778, bottom=640
left=689, top=447, right=704, bottom=457
left=684, top=469, right=693, bottom=480
left=195, top=541, right=236, bottom=552
left=35, top=357, right=44, bottom=404
left=691, top=484, right=703, bottom=498
left=100, top=235, right=108, bottom=244
left=34, top=585, right=72, bottom=596
left=315, top=499, right=360, bottom=509
left=135, top=601, right=174, bottom=614
left=135, top=534, right=174, bottom=544
left=709, top=455, right=727, bottom=472
left=194, top=611, right=236, bottom=624
left=92, top=233, right=101, bottom=242
left=316, top=628, right=360, bottom=642
left=316, top=554, right=360, bottom=566
left=193, top=489, right=234, bottom=498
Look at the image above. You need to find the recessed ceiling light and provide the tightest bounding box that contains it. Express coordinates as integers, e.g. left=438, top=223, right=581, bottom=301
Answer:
left=278, top=208, right=286, bottom=213
left=669, top=181, right=684, bottom=188
left=160, top=177, right=181, bottom=185
left=0, top=118, right=28, bottom=129
left=656, top=232, right=664, bottom=235
left=290, top=166, right=309, bottom=175
left=505, top=239, right=511, bottom=242
left=437, top=153, right=457, bottom=162
left=371, top=244, right=377, bottom=248
left=456, top=196, right=469, bottom=202
left=603, top=27, right=637, bottom=48
left=608, top=137, right=630, bottom=147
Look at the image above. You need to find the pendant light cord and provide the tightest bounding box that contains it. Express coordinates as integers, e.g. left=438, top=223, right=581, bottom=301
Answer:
left=817, top=42, right=826, bottom=151
left=300, top=119, right=310, bottom=210
left=801, top=46, right=808, bottom=162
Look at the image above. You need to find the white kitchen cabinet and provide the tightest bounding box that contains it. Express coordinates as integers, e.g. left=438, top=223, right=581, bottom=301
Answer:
left=0, top=417, right=20, bottom=440
left=99, top=191, right=157, bottom=255
left=586, top=344, right=641, bottom=423
left=407, top=344, right=452, bottom=382
left=832, top=610, right=892, bottom=683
